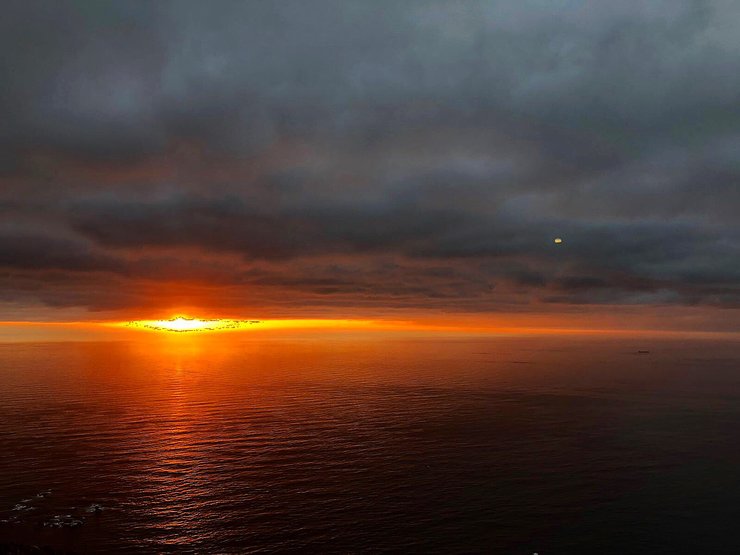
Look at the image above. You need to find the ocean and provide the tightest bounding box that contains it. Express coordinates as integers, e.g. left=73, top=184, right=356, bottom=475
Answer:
left=1, top=335, right=738, bottom=553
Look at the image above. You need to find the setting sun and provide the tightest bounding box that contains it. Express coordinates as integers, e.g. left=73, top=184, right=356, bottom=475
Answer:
left=125, top=316, right=260, bottom=333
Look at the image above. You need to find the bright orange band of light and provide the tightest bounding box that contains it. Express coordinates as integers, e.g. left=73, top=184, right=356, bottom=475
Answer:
left=124, top=316, right=261, bottom=333
left=118, top=317, right=391, bottom=334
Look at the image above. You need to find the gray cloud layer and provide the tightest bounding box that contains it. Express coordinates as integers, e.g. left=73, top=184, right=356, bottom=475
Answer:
left=1, top=0, right=738, bottom=318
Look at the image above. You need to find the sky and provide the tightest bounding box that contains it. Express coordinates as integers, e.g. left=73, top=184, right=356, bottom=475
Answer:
left=1, top=0, right=739, bottom=333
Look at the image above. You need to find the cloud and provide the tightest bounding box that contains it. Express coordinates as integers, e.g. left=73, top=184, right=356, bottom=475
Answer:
left=0, top=226, right=123, bottom=273
left=0, top=0, right=738, bottom=319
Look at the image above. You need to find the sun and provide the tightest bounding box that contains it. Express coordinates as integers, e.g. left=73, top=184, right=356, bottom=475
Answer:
left=125, top=316, right=260, bottom=333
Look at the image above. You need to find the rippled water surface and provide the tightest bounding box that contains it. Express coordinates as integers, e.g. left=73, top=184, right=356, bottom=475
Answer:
left=1, top=335, right=739, bottom=553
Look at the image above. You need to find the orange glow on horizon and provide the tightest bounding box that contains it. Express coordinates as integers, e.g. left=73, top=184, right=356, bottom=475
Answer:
left=124, top=316, right=261, bottom=333
left=1, top=311, right=738, bottom=342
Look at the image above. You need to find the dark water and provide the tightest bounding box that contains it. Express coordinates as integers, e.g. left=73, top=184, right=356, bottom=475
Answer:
left=0, top=335, right=739, bottom=554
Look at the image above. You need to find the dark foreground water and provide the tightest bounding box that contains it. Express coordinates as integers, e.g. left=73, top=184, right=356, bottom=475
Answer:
left=0, top=334, right=739, bottom=554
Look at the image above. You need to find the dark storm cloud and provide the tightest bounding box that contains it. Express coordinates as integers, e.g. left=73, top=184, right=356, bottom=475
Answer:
left=0, top=227, right=123, bottom=273
left=4, top=0, right=739, bottom=159
left=1, top=0, right=738, bottom=316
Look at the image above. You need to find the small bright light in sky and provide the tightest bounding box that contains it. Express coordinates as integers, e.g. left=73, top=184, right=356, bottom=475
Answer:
left=554, top=237, right=563, bottom=244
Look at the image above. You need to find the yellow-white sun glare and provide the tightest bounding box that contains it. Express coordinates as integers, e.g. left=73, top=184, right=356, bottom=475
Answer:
left=126, top=317, right=259, bottom=333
